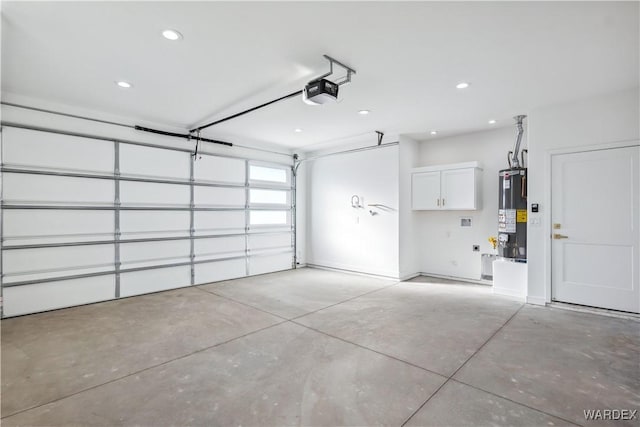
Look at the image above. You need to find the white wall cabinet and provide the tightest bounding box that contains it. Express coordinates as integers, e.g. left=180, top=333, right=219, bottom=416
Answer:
left=411, top=171, right=441, bottom=209
left=411, top=162, right=481, bottom=210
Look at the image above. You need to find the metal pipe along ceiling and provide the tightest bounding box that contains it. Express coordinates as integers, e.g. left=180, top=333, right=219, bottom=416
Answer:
left=293, top=141, right=400, bottom=175
left=133, top=125, right=233, bottom=147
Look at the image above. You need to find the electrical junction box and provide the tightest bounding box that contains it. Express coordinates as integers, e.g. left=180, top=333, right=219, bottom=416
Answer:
left=304, top=79, right=339, bottom=104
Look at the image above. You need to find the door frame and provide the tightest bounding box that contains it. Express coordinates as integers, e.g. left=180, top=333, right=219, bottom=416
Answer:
left=545, top=139, right=640, bottom=307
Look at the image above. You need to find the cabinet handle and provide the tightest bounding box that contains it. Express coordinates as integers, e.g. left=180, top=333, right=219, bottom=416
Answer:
left=442, top=198, right=445, bottom=206
left=437, top=198, right=440, bottom=206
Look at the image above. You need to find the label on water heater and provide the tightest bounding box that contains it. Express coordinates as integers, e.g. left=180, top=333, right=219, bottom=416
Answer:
left=516, top=210, right=527, bottom=223
left=498, top=209, right=517, bottom=233
left=503, top=179, right=510, bottom=190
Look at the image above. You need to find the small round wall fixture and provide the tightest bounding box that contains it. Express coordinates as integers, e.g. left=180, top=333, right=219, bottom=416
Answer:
left=456, top=82, right=470, bottom=89
left=116, top=81, right=132, bottom=89
left=162, top=29, right=183, bottom=41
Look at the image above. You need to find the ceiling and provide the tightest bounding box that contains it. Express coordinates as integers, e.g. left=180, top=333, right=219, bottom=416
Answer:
left=2, top=1, right=638, bottom=152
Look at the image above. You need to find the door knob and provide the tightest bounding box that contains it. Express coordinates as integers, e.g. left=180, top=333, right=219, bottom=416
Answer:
left=553, top=234, right=569, bottom=239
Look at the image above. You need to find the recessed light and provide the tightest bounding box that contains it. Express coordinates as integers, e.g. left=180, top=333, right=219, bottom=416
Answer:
left=294, top=128, right=303, bottom=133
left=358, top=110, right=370, bottom=115
left=430, top=130, right=438, bottom=135
left=488, top=119, right=497, bottom=124
left=116, top=81, right=132, bottom=88
left=162, top=29, right=183, bottom=41
left=456, top=82, right=470, bottom=89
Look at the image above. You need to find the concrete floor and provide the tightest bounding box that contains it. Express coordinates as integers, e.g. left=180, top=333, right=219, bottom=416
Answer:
left=1, top=268, right=638, bottom=426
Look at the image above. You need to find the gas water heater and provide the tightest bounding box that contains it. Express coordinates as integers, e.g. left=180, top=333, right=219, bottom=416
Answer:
left=498, top=115, right=527, bottom=260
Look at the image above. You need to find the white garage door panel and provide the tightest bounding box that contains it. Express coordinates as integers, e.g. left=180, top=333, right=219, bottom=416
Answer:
left=194, top=155, right=245, bottom=184
left=3, top=173, right=114, bottom=205
left=119, top=144, right=189, bottom=180
left=249, top=233, right=292, bottom=250
left=3, top=210, right=114, bottom=245
left=2, top=276, right=115, bottom=317
left=120, top=266, right=191, bottom=297
left=194, top=236, right=245, bottom=258
left=120, top=240, right=190, bottom=269
left=195, top=259, right=246, bottom=284
left=2, top=127, right=114, bottom=173
left=120, top=181, right=190, bottom=207
left=249, top=253, right=292, bottom=276
left=1, top=125, right=294, bottom=317
left=120, top=211, right=189, bottom=238
left=194, top=186, right=245, bottom=207
left=3, top=244, right=114, bottom=280
left=194, top=211, right=245, bottom=235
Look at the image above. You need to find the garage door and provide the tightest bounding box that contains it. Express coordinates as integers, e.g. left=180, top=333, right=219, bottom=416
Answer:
left=0, top=126, right=294, bottom=317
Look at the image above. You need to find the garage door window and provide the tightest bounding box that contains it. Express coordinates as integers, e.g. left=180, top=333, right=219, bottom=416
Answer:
left=250, top=210, right=289, bottom=226
left=249, top=189, right=289, bottom=205
left=249, top=164, right=289, bottom=185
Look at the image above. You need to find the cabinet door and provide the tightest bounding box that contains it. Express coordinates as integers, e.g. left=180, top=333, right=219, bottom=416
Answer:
left=441, top=168, right=476, bottom=209
left=412, top=171, right=441, bottom=210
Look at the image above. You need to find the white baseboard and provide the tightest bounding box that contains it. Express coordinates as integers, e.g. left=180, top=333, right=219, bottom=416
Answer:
left=306, top=264, right=400, bottom=281
left=399, top=272, right=421, bottom=281
left=526, top=295, right=547, bottom=306
left=493, top=287, right=526, bottom=301
left=419, top=272, right=492, bottom=286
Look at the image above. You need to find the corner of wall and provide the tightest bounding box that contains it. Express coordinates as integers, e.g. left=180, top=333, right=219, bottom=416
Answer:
left=398, top=135, right=420, bottom=279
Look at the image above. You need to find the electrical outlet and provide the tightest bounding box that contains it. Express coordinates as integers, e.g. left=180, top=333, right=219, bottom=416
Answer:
left=472, top=245, right=480, bottom=252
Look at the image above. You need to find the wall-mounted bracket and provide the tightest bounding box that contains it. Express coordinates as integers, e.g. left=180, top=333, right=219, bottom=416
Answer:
left=321, top=54, right=357, bottom=86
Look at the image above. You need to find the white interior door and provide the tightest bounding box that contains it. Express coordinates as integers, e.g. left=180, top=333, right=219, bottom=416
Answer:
left=551, top=145, right=640, bottom=313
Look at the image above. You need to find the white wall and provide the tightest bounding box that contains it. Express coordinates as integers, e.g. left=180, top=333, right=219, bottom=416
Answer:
left=414, top=126, right=526, bottom=280
left=526, top=87, right=640, bottom=305
left=306, top=145, right=400, bottom=278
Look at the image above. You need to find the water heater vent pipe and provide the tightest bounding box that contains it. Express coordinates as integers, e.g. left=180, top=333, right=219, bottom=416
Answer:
left=509, top=115, right=527, bottom=168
